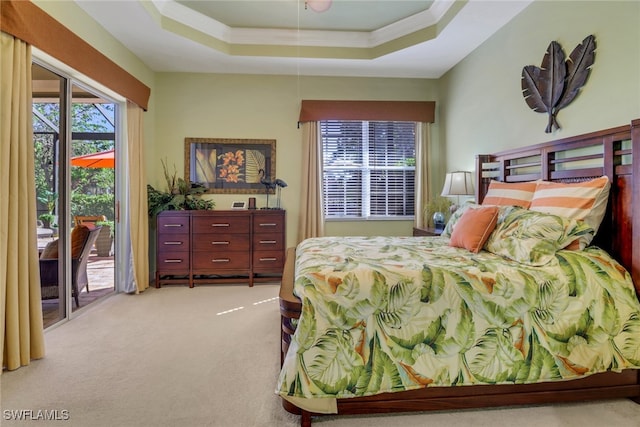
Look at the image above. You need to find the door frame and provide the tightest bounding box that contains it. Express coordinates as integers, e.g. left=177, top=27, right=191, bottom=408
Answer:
left=33, top=51, right=128, bottom=326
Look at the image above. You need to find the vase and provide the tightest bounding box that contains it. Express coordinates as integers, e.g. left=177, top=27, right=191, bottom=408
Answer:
left=432, top=211, right=445, bottom=231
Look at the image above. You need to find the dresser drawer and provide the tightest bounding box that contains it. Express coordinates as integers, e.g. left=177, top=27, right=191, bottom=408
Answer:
left=253, top=250, right=285, bottom=270
left=253, top=215, right=285, bottom=233
left=157, top=215, right=190, bottom=234
left=157, top=234, right=190, bottom=251
left=157, top=252, right=190, bottom=270
left=192, top=216, right=250, bottom=234
left=192, top=251, right=250, bottom=270
left=192, top=234, right=250, bottom=252
left=253, top=232, right=284, bottom=251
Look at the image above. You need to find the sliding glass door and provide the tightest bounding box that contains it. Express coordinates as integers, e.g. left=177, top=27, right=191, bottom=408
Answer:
left=33, top=61, right=118, bottom=329
left=70, top=81, right=116, bottom=312
left=33, top=63, right=66, bottom=326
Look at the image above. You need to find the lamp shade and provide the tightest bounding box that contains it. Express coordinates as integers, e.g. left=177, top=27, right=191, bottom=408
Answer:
left=441, top=171, right=474, bottom=197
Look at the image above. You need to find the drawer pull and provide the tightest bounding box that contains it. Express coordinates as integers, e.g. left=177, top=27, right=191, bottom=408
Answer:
left=211, top=223, right=230, bottom=227
left=259, top=223, right=277, bottom=227
left=259, top=240, right=277, bottom=244
left=259, top=257, right=278, bottom=262
left=163, top=259, right=183, bottom=263
left=211, top=241, right=230, bottom=245
left=163, top=241, right=183, bottom=245
left=163, top=224, right=183, bottom=228
left=211, top=258, right=230, bottom=263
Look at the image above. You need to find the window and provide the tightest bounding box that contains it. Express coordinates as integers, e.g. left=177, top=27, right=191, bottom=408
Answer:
left=321, top=120, right=416, bottom=219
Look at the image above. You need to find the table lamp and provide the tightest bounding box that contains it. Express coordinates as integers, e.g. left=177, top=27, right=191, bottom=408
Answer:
left=441, top=171, right=475, bottom=213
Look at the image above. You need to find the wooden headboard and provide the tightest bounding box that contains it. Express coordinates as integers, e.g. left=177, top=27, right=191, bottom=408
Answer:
left=475, top=118, right=640, bottom=296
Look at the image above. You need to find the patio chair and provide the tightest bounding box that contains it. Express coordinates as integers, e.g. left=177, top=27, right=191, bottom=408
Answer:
left=39, top=225, right=102, bottom=307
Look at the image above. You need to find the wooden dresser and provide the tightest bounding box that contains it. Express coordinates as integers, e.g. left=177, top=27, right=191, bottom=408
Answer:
left=155, top=209, right=285, bottom=288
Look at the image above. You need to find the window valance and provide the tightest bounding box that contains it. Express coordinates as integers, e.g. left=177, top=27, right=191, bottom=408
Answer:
left=0, top=0, right=150, bottom=110
left=298, top=100, right=435, bottom=123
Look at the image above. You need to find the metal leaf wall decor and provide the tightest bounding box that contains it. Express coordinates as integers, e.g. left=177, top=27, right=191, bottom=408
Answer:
left=521, top=35, right=596, bottom=133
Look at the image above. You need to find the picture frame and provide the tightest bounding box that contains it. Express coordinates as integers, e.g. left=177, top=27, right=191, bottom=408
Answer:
left=185, top=138, right=276, bottom=194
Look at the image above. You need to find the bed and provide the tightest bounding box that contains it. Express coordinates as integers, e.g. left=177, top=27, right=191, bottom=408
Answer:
left=277, top=119, right=640, bottom=426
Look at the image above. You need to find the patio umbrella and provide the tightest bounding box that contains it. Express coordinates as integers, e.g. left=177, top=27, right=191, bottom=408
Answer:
left=70, top=149, right=114, bottom=168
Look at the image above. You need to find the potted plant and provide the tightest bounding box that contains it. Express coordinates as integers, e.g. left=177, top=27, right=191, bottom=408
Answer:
left=147, top=159, right=215, bottom=217
left=38, top=213, right=56, bottom=229
left=37, top=189, right=58, bottom=229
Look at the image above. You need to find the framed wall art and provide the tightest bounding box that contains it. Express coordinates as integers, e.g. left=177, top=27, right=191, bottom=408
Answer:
left=184, top=138, right=276, bottom=194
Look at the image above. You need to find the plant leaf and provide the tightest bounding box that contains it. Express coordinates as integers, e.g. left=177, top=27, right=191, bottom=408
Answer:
left=540, top=41, right=566, bottom=109
left=556, top=35, right=596, bottom=110
left=522, top=41, right=566, bottom=133
left=245, top=149, right=265, bottom=183
left=466, top=328, right=525, bottom=383
left=522, top=65, right=547, bottom=113
left=305, top=329, right=364, bottom=394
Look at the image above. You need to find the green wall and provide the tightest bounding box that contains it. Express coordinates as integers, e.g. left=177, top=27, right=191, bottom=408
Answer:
left=153, top=74, right=438, bottom=246
left=440, top=0, right=640, bottom=173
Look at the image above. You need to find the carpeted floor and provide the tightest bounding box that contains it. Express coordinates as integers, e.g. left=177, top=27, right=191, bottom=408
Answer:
left=2, top=284, right=640, bottom=427
left=41, top=255, right=115, bottom=329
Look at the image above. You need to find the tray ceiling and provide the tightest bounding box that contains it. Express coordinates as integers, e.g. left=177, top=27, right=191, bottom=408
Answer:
left=75, top=0, right=533, bottom=78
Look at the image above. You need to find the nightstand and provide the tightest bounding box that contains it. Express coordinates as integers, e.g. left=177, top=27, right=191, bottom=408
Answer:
left=412, top=227, right=442, bottom=237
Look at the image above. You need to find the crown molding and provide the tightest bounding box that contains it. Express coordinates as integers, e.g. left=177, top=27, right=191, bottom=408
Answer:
left=144, top=0, right=459, bottom=57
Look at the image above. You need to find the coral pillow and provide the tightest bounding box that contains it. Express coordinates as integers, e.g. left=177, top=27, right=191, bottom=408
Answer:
left=448, top=206, right=499, bottom=253
left=441, top=202, right=479, bottom=238
left=481, top=180, right=537, bottom=208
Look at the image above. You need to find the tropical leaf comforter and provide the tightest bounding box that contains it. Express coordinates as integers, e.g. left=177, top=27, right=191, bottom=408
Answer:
left=276, top=236, right=640, bottom=402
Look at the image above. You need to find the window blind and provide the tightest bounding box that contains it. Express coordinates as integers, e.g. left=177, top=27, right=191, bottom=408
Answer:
left=321, top=121, right=416, bottom=219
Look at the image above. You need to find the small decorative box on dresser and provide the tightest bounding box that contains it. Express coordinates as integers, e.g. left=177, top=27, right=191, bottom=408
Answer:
left=155, top=209, right=285, bottom=288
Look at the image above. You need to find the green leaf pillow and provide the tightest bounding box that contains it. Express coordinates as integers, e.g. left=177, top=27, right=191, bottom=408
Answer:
left=484, top=207, right=593, bottom=266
